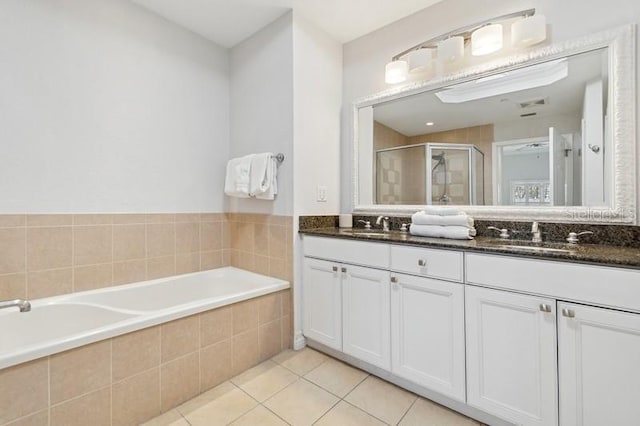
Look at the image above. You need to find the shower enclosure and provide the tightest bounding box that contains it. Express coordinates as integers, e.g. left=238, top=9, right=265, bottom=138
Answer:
left=376, top=143, right=485, bottom=205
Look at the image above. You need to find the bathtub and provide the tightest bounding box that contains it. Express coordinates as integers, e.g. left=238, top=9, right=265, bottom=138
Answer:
left=0, top=267, right=289, bottom=370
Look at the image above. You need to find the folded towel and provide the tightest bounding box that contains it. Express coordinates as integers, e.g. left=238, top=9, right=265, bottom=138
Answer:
left=411, top=212, right=474, bottom=227
left=420, top=206, right=464, bottom=216
left=249, top=153, right=271, bottom=196
left=253, top=154, right=278, bottom=200
left=410, top=224, right=476, bottom=240
left=224, top=155, right=252, bottom=198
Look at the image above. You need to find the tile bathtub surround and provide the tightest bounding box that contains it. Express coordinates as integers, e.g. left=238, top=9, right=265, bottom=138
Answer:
left=0, top=290, right=291, bottom=426
left=227, top=213, right=293, bottom=285
left=0, top=213, right=266, bottom=300
left=143, top=347, right=482, bottom=426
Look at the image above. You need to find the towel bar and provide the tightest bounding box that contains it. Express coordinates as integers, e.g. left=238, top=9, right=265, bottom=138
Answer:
left=274, top=153, right=285, bottom=164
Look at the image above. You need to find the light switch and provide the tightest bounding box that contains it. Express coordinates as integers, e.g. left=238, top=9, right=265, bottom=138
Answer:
left=316, top=185, right=327, bottom=202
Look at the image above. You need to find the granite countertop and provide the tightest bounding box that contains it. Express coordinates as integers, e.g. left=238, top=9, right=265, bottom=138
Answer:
left=299, top=227, right=640, bottom=270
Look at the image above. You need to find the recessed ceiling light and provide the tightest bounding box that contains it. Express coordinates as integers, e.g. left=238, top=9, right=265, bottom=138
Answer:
left=426, top=122, right=435, bottom=126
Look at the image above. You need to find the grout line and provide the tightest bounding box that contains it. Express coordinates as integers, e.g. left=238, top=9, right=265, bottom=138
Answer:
left=396, top=397, right=418, bottom=426
left=341, top=399, right=393, bottom=425
left=340, top=371, right=370, bottom=401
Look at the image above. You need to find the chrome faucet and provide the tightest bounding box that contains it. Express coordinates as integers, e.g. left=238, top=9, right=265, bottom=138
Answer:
left=0, top=299, right=31, bottom=312
left=376, top=216, right=390, bottom=232
left=531, top=222, right=542, bottom=243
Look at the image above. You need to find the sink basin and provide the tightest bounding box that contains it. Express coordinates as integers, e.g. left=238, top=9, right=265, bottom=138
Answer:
left=490, top=244, right=575, bottom=254
left=480, top=239, right=578, bottom=254
left=340, top=229, right=390, bottom=238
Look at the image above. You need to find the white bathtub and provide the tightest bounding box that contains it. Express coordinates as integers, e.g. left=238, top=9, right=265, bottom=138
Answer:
left=0, top=267, right=289, bottom=370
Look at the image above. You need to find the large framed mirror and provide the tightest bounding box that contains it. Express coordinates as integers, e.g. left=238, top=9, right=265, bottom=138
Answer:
left=353, top=25, right=636, bottom=223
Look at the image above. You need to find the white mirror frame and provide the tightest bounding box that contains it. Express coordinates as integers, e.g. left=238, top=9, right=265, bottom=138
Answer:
left=352, top=25, right=636, bottom=223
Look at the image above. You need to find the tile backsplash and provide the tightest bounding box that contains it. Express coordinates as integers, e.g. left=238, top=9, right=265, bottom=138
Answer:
left=0, top=213, right=293, bottom=300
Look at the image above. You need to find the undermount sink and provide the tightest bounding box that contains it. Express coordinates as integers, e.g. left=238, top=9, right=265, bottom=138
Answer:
left=340, top=229, right=391, bottom=238
left=481, top=239, right=578, bottom=254
left=492, top=245, right=575, bottom=254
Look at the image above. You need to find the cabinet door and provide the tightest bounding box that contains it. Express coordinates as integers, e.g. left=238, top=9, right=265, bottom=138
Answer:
left=558, top=302, right=640, bottom=426
left=343, top=264, right=391, bottom=369
left=391, top=273, right=465, bottom=402
left=466, top=286, right=558, bottom=426
left=302, top=257, right=342, bottom=350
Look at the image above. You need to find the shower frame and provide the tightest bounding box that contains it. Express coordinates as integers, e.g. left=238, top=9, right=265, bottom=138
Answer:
left=375, top=142, right=485, bottom=205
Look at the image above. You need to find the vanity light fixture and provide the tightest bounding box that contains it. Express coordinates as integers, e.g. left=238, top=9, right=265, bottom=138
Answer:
left=384, top=9, right=547, bottom=84
left=471, top=24, right=503, bottom=56
left=438, top=36, right=464, bottom=63
left=512, top=14, right=547, bottom=47
left=385, top=60, right=409, bottom=84
left=407, top=48, right=433, bottom=73
left=426, top=122, right=435, bottom=126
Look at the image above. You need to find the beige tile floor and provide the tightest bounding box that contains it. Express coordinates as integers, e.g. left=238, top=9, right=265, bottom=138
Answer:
left=143, top=348, right=482, bottom=426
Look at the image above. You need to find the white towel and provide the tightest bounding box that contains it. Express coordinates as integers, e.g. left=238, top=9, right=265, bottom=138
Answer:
left=249, top=153, right=275, bottom=198
left=410, top=224, right=476, bottom=240
left=224, top=155, right=252, bottom=198
left=420, top=206, right=464, bottom=216
left=255, top=159, right=278, bottom=200
left=411, top=212, right=474, bottom=227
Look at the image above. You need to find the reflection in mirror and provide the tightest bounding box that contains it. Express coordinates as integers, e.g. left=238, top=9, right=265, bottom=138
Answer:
left=366, top=48, right=610, bottom=208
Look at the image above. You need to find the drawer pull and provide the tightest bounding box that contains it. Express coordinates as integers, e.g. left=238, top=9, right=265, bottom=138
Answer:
left=390, top=277, right=398, bottom=283
left=418, top=259, right=427, bottom=267
left=341, top=267, right=347, bottom=273
left=332, top=266, right=338, bottom=272
left=562, top=308, right=576, bottom=318
left=539, top=303, right=552, bottom=313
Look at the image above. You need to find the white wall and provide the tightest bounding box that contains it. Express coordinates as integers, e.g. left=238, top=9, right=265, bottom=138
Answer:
left=0, top=0, right=229, bottom=213
left=494, top=113, right=581, bottom=142
left=291, top=13, right=343, bottom=349
left=292, top=13, right=343, bottom=216
left=228, top=13, right=294, bottom=216
left=341, top=0, right=640, bottom=222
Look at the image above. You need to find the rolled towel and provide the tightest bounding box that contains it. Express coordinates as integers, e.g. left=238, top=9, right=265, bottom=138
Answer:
left=421, top=206, right=464, bottom=216
left=410, top=224, right=476, bottom=240
left=411, top=212, right=474, bottom=227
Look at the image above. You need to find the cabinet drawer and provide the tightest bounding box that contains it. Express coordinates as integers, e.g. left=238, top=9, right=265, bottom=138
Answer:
left=390, top=245, right=463, bottom=282
left=466, top=253, right=640, bottom=313
left=303, top=236, right=389, bottom=268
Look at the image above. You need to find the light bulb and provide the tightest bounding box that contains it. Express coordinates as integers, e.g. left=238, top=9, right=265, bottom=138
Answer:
left=512, top=15, right=546, bottom=47
left=437, top=36, right=464, bottom=63
left=407, top=48, right=433, bottom=73
left=385, top=60, right=409, bottom=84
left=472, top=24, right=503, bottom=56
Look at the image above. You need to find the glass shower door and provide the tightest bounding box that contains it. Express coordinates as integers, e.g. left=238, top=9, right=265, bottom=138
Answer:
left=427, top=145, right=472, bottom=205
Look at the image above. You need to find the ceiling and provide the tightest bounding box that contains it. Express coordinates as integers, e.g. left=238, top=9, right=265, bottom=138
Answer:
left=131, top=0, right=443, bottom=47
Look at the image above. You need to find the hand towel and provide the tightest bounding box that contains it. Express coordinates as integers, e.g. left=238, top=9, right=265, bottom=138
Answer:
left=411, top=212, right=474, bottom=227
left=254, top=155, right=278, bottom=200
left=420, top=206, right=464, bottom=216
left=249, top=153, right=272, bottom=196
left=409, top=224, right=476, bottom=240
left=256, top=158, right=278, bottom=200
left=224, top=155, right=252, bottom=198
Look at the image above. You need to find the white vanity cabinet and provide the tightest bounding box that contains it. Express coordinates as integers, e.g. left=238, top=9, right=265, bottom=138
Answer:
left=465, top=285, right=558, bottom=426
left=558, top=302, right=640, bottom=425
left=302, top=237, right=390, bottom=355
left=303, top=235, right=640, bottom=426
left=466, top=253, right=640, bottom=426
left=302, top=257, right=343, bottom=350
left=343, top=264, right=391, bottom=369
left=390, top=272, right=466, bottom=402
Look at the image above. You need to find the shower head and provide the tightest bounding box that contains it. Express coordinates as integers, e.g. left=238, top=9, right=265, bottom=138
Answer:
left=432, top=152, right=446, bottom=164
